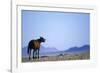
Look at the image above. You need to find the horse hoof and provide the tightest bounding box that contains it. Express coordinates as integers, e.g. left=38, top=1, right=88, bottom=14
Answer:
left=33, top=57, right=35, bottom=59
left=29, top=58, right=31, bottom=60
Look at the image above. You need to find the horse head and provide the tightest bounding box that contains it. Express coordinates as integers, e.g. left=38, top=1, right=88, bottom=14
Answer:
left=40, top=37, right=45, bottom=42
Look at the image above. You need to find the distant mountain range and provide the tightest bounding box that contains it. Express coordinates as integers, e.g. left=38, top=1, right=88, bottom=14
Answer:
left=66, top=45, right=90, bottom=52
left=40, top=46, right=59, bottom=53
left=22, top=45, right=90, bottom=57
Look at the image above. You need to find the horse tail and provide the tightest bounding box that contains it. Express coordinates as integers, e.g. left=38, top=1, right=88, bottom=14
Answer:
left=27, top=45, right=30, bottom=54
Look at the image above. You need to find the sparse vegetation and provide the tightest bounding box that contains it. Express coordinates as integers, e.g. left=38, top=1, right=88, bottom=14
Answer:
left=22, top=51, right=90, bottom=62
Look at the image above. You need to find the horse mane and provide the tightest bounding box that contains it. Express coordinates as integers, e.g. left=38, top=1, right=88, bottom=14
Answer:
left=33, top=40, right=40, bottom=49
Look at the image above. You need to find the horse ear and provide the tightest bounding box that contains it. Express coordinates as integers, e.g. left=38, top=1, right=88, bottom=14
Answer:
left=40, top=36, right=42, bottom=38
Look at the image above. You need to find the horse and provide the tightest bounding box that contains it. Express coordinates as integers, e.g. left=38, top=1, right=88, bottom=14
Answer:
left=27, top=37, right=45, bottom=60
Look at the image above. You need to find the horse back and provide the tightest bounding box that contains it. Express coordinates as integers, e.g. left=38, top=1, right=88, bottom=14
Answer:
left=28, top=40, right=40, bottom=49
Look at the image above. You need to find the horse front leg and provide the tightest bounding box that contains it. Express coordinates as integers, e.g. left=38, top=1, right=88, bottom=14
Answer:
left=33, top=50, right=35, bottom=59
left=38, top=49, right=40, bottom=59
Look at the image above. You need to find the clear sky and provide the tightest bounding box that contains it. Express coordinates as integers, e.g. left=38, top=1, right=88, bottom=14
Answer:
left=22, top=10, right=90, bottom=51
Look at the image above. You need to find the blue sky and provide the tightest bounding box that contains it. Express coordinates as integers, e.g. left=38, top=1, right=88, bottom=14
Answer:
left=22, top=10, right=90, bottom=51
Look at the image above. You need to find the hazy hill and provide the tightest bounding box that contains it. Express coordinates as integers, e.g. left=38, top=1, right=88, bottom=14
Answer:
left=66, top=45, right=90, bottom=52
left=22, top=45, right=90, bottom=57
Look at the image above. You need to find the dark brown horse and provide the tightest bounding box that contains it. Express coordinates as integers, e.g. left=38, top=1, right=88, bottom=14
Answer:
left=27, top=37, right=45, bottom=60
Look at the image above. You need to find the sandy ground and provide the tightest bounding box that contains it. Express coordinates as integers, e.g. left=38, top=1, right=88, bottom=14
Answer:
left=22, top=52, right=90, bottom=62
